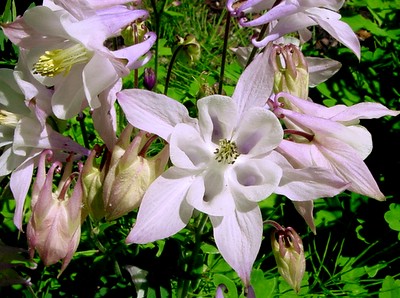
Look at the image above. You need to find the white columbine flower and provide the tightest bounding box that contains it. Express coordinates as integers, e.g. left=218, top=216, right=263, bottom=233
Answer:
left=116, top=48, right=348, bottom=285
left=2, top=1, right=155, bottom=119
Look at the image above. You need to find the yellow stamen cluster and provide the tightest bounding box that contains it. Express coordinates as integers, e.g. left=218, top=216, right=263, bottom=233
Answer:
left=214, top=139, right=239, bottom=164
left=0, top=110, right=20, bottom=128
left=33, top=44, right=91, bottom=77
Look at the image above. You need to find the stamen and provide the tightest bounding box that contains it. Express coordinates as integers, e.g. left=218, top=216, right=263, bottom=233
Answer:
left=214, top=139, right=239, bottom=164
left=33, top=44, right=92, bottom=77
left=0, top=110, right=20, bottom=128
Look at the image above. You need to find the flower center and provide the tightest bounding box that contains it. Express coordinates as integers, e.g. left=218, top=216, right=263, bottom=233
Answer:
left=33, top=44, right=91, bottom=77
left=0, top=110, right=20, bottom=128
left=214, top=139, right=239, bottom=164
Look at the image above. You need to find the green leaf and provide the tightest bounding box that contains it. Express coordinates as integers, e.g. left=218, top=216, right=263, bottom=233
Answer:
left=379, top=276, right=400, bottom=298
left=213, top=274, right=238, bottom=298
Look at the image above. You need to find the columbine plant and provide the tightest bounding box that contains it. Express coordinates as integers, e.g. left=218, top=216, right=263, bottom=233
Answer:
left=0, top=0, right=399, bottom=296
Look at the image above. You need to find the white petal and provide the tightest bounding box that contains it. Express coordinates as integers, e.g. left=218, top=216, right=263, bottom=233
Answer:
left=83, top=54, right=119, bottom=110
left=232, top=45, right=275, bottom=116
left=210, top=207, right=262, bottom=286
left=117, top=89, right=197, bottom=141
left=197, top=95, right=238, bottom=143
left=11, top=156, right=36, bottom=231
left=229, top=158, right=282, bottom=205
left=126, top=167, right=194, bottom=244
left=234, top=107, right=283, bottom=157
left=186, top=168, right=236, bottom=216
left=169, top=123, right=213, bottom=170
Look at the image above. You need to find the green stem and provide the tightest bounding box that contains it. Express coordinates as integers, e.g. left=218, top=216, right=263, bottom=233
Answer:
left=218, top=11, right=231, bottom=95
left=245, top=23, right=269, bottom=67
left=164, top=45, right=184, bottom=96
left=150, top=0, right=166, bottom=86
left=77, top=112, right=90, bottom=149
left=178, top=213, right=208, bottom=298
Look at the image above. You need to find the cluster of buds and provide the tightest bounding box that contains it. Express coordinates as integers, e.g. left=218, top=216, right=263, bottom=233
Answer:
left=81, top=125, right=169, bottom=221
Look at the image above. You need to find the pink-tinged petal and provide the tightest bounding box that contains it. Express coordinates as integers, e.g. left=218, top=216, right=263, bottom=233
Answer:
left=307, top=57, right=342, bottom=87
left=186, top=168, right=236, bottom=216
left=85, top=0, right=136, bottom=9
left=308, top=8, right=360, bottom=59
left=251, top=14, right=316, bottom=48
left=235, top=108, right=283, bottom=157
left=113, top=32, right=157, bottom=70
left=210, top=206, right=262, bottom=286
left=293, top=201, right=316, bottom=234
left=117, top=89, right=197, bottom=141
left=10, top=157, right=36, bottom=231
left=232, top=45, right=274, bottom=115
left=318, top=137, right=385, bottom=200
left=277, top=139, right=327, bottom=168
left=269, top=151, right=349, bottom=201
left=92, top=80, right=120, bottom=150
left=329, top=102, right=400, bottom=123
left=126, top=167, right=194, bottom=244
left=169, top=123, right=212, bottom=170
left=229, top=158, right=282, bottom=204
left=197, top=95, right=238, bottom=143
left=240, top=3, right=300, bottom=28
left=83, top=54, right=119, bottom=110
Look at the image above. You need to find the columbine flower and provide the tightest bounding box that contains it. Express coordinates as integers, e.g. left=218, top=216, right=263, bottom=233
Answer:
left=270, top=92, right=399, bottom=201
left=228, top=0, right=360, bottom=59
left=116, top=47, right=348, bottom=284
left=27, top=151, right=83, bottom=277
left=2, top=1, right=156, bottom=119
left=0, top=67, right=89, bottom=230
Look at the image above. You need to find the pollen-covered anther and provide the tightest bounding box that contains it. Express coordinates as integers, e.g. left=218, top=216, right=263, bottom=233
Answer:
left=33, top=44, right=91, bottom=77
left=214, top=139, right=240, bottom=164
left=0, top=110, right=20, bottom=127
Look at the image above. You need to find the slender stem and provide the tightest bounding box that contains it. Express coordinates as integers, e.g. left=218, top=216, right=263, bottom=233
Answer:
left=164, top=45, right=184, bottom=96
left=245, top=23, right=269, bottom=67
left=218, top=11, right=231, bottom=95
left=150, top=0, right=166, bottom=85
left=178, top=213, right=208, bottom=298
left=77, top=112, right=90, bottom=149
left=133, top=23, right=139, bottom=88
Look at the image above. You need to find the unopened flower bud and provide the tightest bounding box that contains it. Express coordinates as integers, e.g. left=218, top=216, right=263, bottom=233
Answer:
left=176, top=34, right=201, bottom=64
left=268, top=222, right=305, bottom=293
left=271, top=44, right=309, bottom=100
left=122, top=21, right=149, bottom=46
left=81, top=145, right=106, bottom=221
left=103, top=125, right=169, bottom=221
left=27, top=151, right=82, bottom=277
left=143, top=68, right=156, bottom=90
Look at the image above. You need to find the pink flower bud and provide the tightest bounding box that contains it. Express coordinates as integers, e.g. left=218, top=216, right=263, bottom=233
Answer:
left=268, top=221, right=305, bottom=293
left=27, top=151, right=82, bottom=277
left=143, top=68, right=156, bottom=91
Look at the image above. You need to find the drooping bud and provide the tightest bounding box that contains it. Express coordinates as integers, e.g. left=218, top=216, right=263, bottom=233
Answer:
left=176, top=34, right=201, bottom=65
left=103, top=125, right=169, bottom=221
left=121, top=20, right=149, bottom=46
left=267, top=221, right=305, bottom=293
left=143, top=68, right=156, bottom=90
left=81, top=145, right=107, bottom=221
left=27, top=151, right=83, bottom=277
left=270, top=44, right=309, bottom=100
